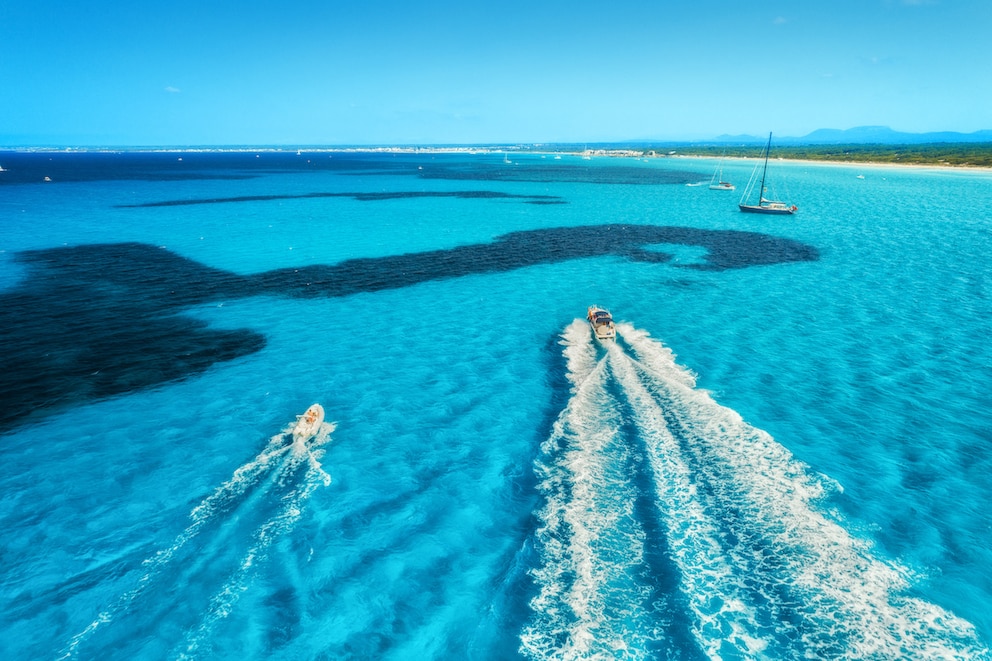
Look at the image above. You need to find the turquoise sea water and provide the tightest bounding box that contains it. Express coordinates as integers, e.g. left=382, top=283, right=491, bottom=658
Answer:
left=1, top=150, right=991, bottom=659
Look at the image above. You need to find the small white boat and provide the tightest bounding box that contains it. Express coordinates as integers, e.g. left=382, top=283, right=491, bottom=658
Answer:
left=709, top=156, right=735, bottom=191
left=292, top=403, right=324, bottom=443
left=586, top=306, right=616, bottom=341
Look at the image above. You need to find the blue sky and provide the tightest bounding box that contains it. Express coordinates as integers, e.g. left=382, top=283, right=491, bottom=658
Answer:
left=1, top=0, right=989, bottom=146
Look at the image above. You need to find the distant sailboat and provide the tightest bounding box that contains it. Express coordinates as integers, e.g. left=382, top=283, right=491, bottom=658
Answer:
left=739, top=132, right=797, bottom=215
left=709, top=155, right=735, bottom=191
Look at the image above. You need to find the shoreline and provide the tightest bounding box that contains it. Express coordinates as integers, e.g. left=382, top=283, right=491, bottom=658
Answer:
left=2, top=144, right=989, bottom=172
left=667, top=153, right=992, bottom=173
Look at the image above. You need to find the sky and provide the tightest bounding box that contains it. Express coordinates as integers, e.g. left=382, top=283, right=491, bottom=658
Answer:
left=1, top=0, right=990, bottom=146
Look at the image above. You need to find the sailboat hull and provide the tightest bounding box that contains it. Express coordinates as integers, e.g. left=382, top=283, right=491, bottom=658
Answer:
left=739, top=203, right=796, bottom=215
left=738, top=132, right=796, bottom=215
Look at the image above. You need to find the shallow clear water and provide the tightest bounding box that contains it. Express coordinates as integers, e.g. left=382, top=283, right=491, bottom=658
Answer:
left=1, top=151, right=991, bottom=659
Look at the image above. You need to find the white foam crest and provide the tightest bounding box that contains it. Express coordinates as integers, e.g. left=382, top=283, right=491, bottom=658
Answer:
left=608, top=343, right=774, bottom=659
left=615, top=323, right=696, bottom=389
left=189, top=430, right=293, bottom=523
left=619, top=327, right=988, bottom=658
left=61, top=419, right=335, bottom=660
left=523, top=338, right=661, bottom=659
left=560, top=319, right=599, bottom=388
left=176, top=454, right=329, bottom=660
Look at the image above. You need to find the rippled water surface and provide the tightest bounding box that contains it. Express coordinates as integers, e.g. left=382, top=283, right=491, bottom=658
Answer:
left=2, top=151, right=990, bottom=659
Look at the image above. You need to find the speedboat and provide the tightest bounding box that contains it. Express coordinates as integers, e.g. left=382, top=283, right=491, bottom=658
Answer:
left=586, top=306, right=616, bottom=341
left=292, top=403, right=324, bottom=443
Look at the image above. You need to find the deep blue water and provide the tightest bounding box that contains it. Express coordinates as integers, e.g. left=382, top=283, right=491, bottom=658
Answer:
left=1, top=150, right=991, bottom=659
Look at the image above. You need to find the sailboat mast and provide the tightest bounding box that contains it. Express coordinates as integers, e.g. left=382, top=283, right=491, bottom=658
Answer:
left=758, top=132, right=771, bottom=204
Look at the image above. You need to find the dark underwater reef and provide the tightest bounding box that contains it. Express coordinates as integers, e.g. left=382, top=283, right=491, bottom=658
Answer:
left=116, top=190, right=566, bottom=208
left=0, top=225, right=818, bottom=432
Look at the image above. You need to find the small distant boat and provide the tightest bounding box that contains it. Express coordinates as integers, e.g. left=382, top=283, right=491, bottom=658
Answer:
left=739, top=132, right=797, bottom=215
left=709, top=156, right=735, bottom=191
left=292, top=403, right=324, bottom=443
left=586, top=306, right=616, bottom=341
left=0, top=164, right=7, bottom=172
left=856, top=174, right=865, bottom=179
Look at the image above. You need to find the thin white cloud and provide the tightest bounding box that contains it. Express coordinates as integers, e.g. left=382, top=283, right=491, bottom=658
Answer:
left=165, top=86, right=181, bottom=93
left=773, top=16, right=787, bottom=25
left=858, top=54, right=895, bottom=68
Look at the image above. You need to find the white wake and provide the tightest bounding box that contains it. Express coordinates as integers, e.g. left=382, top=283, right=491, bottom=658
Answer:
left=61, top=414, right=334, bottom=660
left=522, top=320, right=987, bottom=660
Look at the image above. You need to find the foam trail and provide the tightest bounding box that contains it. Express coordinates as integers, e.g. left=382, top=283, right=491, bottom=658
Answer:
left=61, top=417, right=333, bottom=660
left=176, top=425, right=333, bottom=658
left=559, top=319, right=600, bottom=388
left=521, top=322, right=663, bottom=660
left=617, top=323, right=988, bottom=659
left=607, top=340, right=775, bottom=659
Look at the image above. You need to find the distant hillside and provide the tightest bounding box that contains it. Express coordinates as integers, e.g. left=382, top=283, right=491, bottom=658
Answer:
left=712, top=126, right=992, bottom=145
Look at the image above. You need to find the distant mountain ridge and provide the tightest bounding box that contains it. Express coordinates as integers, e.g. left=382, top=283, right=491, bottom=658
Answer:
left=711, top=126, right=992, bottom=145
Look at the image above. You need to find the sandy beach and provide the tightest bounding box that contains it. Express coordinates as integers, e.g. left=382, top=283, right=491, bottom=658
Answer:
left=664, top=153, right=992, bottom=173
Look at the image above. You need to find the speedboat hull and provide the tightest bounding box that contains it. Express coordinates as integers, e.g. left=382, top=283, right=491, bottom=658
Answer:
left=586, top=306, right=616, bottom=341
left=292, top=403, right=324, bottom=443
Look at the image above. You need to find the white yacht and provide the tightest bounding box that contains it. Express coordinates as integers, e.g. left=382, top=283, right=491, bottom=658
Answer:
left=586, top=306, right=616, bottom=341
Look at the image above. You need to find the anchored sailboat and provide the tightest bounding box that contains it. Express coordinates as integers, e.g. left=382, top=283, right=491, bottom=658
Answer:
left=739, top=132, right=797, bottom=215
left=709, top=155, right=734, bottom=191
